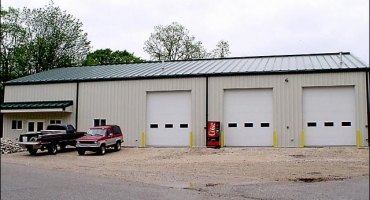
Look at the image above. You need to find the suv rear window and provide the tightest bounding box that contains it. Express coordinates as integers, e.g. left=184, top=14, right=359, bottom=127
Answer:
left=112, top=126, right=121, bottom=134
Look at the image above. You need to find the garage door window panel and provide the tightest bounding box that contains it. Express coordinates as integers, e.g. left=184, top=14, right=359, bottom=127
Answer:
left=228, top=123, right=237, bottom=127
left=261, top=123, right=270, bottom=127
left=324, top=122, right=334, bottom=127
left=341, top=122, right=351, bottom=127
left=307, top=122, right=317, bottom=127
left=244, top=123, right=253, bottom=127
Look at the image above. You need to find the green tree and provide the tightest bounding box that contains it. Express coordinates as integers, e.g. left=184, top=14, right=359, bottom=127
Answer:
left=143, top=22, right=208, bottom=61
left=0, top=2, right=90, bottom=137
left=210, top=40, right=231, bottom=58
left=0, top=1, right=91, bottom=90
left=82, top=48, right=143, bottom=66
left=22, top=2, right=90, bottom=72
left=143, top=22, right=231, bottom=61
left=0, top=7, right=28, bottom=95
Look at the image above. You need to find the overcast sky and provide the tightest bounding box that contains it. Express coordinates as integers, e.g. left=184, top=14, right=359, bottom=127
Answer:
left=3, top=0, right=369, bottom=63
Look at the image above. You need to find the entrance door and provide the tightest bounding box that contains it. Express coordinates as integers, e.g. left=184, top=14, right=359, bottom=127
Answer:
left=27, top=121, right=45, bottom=132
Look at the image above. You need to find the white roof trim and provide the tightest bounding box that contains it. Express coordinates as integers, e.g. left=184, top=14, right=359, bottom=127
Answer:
left=1, top=108, right=72, bottom=113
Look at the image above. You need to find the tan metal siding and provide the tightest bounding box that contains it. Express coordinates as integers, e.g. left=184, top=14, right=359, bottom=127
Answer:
left=3, top=83, right=77, bottom=141
left=209, top=72, right=368, bottom=147
left=3, top=112, right=74, bottom=142
left=2, top=72, right=367, bottom=147
left=78, top=78, right=206, bottom=147
left=4, top=83, right=76, bottom=102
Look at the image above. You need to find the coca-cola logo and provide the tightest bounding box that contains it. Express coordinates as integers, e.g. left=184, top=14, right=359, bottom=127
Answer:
left=208, top=122, right=216, bottom=137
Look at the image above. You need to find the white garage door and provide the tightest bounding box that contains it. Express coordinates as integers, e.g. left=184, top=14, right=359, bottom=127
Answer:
left=146, top=91, right=191, bottom=146
left=303, top=87, right=356, bottom=146
left=224, top=89, right=273, bottom=146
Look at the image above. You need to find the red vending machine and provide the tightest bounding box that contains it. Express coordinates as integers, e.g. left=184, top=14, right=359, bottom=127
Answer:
left=206, top=121, right=220, bottom=148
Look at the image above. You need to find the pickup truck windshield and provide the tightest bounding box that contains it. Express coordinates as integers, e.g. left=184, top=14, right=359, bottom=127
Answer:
left=87, top=129, right=106, bottom=136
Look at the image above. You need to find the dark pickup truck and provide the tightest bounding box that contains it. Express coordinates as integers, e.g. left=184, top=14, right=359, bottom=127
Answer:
left=17, top=124, right=86, bottom=155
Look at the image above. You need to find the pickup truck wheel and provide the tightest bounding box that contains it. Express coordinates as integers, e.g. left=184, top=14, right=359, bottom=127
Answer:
left=114, top=141, right=121, bottom=151
left=59, top=144, right=66, bottom=151
left=77, top=150, right=85, bottom=155
left=28, top=149, right=37, bottom=155
left=98, top=145, right=106, bottom=155
left=48, top=145, right=57, bottom=155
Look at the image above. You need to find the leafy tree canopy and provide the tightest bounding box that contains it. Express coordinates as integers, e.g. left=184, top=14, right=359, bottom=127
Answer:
left=0, top=1, right=90, bottom=89
left=143, top=22, right=231, bottom=61
left=210, top=40, right=231, bottom=58
left=82, top=48, right=143, bottom=66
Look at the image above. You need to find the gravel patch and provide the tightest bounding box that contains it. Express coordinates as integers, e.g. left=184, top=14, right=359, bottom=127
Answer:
left=1, top=147, right=368, bottom=186
left=1, top=138, right=25, bottom=154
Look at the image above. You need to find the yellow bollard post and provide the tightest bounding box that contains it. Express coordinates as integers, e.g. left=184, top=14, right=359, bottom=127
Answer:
left=300, top=130, right=304, bottom=148
left=356, top=130, right=361, bottom=147
left=220, top=131, right=224, bottom=148
left=273, top=130, right=277, bottom=147
left=189, top=131, right=193, bottom=148
left=140, top=131, right=145, bottom=148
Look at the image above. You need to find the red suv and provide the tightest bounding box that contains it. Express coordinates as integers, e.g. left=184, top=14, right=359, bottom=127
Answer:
left=76, top=125, right=123, bottom=155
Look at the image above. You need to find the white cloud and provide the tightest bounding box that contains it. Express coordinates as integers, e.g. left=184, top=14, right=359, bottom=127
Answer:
left=2, top=0, right=369, bottom=63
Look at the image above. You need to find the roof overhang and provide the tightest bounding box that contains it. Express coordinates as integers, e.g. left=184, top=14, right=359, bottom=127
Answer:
left=0, top=100, right=73, bottom=113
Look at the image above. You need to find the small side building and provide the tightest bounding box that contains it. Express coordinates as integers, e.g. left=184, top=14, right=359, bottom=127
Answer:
left=1, top=52, right=369, bottom=147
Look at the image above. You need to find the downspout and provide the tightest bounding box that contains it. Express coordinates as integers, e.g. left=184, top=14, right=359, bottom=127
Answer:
left=366, top=71, right=370, bottom=146
left=75, top=82, right=79, bottom=130
left=205, top=76, right=209, bottom=145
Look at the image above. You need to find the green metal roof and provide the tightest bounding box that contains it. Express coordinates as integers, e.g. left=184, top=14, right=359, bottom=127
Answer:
left=5, top=52, right=369, bottom=85
left=0, top=100, right=73, bottom=110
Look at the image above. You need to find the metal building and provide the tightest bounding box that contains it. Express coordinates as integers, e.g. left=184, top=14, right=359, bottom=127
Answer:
left=1, top=52, right=369, bottom=147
